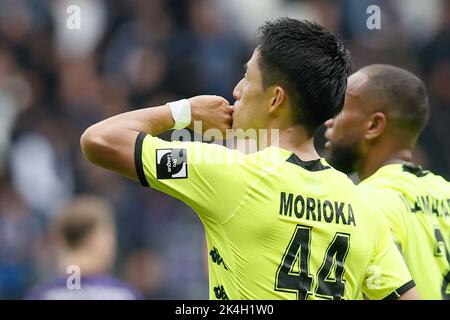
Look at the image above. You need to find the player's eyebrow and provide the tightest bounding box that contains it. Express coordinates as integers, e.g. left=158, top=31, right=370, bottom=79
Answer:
left=243, top=63, right=248, bottom=72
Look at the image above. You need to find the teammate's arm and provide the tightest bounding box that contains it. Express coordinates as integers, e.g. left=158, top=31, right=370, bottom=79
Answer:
left=398, top=287, right=419, bottom=300
left=362, top=216, right=417, bottom=300
left=80, top=95, right=232, bottom=180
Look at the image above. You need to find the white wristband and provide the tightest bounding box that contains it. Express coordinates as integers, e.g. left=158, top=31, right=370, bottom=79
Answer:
left=168, top=99, right=192, bottom=130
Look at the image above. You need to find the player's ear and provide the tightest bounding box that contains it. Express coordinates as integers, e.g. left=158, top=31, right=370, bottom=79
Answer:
left=365, top=112, right=386, bottom=141
left=268, top=86, right=286, bottom=114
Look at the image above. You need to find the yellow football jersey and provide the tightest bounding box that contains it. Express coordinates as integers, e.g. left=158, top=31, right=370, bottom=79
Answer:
left=360, top=163, right=450, bottom=300
left=135, top=133, right=414, bottom=300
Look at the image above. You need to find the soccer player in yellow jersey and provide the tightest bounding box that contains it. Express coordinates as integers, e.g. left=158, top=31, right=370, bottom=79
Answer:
left=81, top=19, right=417, bottom=300
left=325, top=64, right=450, bottom=299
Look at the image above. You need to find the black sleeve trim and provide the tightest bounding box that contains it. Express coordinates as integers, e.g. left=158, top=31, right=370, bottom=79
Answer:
left=134, top=132, right=150, bottom=187
left=382, top=280, right=416, bottom=300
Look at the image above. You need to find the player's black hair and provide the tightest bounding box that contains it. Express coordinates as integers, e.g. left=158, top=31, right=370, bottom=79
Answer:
left=257, top=18, right=351, bottom=134
left=360, top=64, right=430, bottom=137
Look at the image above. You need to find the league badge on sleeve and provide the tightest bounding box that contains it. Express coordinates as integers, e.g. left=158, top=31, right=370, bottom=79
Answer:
left=156, top=149, right=188, bottom=179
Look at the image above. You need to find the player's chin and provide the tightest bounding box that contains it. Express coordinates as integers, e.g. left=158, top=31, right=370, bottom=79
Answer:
left=327, top=148, right=358, bottom=174
left=324, top=141, right=337, bottom=160
left=231, top=118, right=242, bottom=131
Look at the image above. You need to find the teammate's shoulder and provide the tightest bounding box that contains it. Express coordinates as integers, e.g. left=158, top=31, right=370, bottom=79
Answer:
left=360, top=164, right=416, bottom=194
left=396, top=163, right=448, bottom=186
left=357, top=166, right=407, bottom=208
left=425, top=172, right=450, bottom=197
left=423, top=169, right=450, bottom=188
left=363, top=163, right=449, bottom=193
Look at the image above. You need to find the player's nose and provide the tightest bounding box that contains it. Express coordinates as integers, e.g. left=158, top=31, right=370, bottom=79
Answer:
left=233, top=78, right=244, bottom=101
left=324, top=120, right=335, bottom=140
left=324, top=118, right=335, bottom=128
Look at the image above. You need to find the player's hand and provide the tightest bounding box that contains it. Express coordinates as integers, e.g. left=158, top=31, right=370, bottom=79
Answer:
left=188, top=95, right=233, bottom=134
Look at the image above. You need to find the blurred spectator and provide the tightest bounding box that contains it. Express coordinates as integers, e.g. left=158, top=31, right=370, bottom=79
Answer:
left=0, top=45, right=32, bottom=172
left=179, top=0, right=249, bottom=99
left=102, top=0, right=172, bottom=105
left=50, top=0, right=107, bottom=61
left=122, top=249, right=167, bottom=299
left=0, top=174, right=42, bottom=299
left=9, top=121, right=74, bottom=217
left=26, top=195, right=142, bottom=300
left=418, top=1, right=450, bottom=179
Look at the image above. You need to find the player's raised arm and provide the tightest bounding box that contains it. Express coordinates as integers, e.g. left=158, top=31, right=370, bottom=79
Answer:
left=80, top=95, right=232, bottom=180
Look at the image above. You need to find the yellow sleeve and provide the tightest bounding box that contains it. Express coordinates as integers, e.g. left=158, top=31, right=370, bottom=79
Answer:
left=134, top=132, right=256, bottom=225
left=361, top=215, right=415, bottom=300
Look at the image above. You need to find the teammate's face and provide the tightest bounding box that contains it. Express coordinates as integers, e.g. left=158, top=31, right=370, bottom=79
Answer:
left=232, top=48, right=272, bottom=132
left=324, top=72, right=369, bottom=174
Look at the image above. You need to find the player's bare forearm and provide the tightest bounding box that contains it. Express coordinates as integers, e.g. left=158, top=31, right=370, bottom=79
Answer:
left=80, top=95, right=232, bottom=181
left=83, top=104, right=175, bottom=138
left=80, top=105, right=174, bottom=180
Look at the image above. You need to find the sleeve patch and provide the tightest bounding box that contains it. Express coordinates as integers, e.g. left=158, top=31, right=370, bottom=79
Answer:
left=156, top=148, right=188, bottom=179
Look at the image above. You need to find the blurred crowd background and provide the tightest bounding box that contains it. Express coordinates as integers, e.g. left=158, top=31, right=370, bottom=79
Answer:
left=0, top=0, right=449, bottom=299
